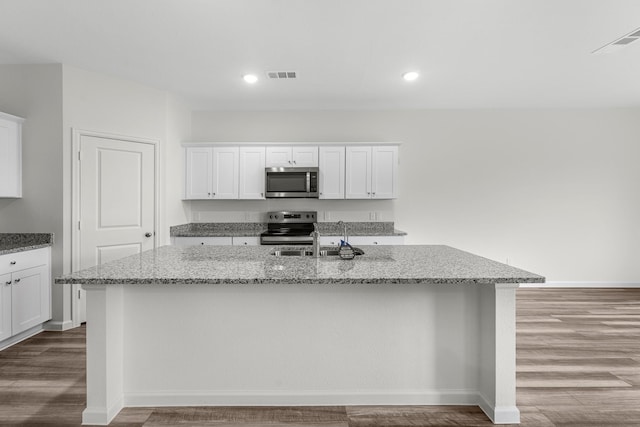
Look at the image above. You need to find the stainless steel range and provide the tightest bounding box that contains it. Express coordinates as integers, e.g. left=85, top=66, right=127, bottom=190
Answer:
left=260, top=211, right=317, bottom=245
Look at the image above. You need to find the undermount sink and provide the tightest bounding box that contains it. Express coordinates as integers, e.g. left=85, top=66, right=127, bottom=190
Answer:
left=271, top=248, right=340, bottom=257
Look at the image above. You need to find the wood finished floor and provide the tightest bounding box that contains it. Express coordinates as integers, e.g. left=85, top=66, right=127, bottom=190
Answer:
left=1, top=288, right=639, bottom=426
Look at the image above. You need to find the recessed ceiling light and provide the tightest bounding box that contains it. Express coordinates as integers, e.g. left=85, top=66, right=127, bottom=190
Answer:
left=243, top=74, right=258, bottom=84
left=402, top=71, right=419, bottom=81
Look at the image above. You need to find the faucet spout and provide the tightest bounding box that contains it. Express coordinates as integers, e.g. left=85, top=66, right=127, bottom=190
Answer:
left=310, top=222, right=320, bottom=258
left=337, top=220, right=348, bottom=244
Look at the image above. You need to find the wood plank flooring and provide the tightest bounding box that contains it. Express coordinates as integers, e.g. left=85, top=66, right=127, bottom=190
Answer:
left=0, top=288, right=639, bottom=426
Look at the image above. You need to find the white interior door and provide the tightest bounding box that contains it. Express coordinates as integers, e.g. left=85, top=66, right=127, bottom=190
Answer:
left=75, top=133, right=156, bottom=324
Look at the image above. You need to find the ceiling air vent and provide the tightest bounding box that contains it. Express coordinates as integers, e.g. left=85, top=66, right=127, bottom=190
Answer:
left=267, top=71, right=297, bottom=80
left=593, top=26, right=640, bottom=54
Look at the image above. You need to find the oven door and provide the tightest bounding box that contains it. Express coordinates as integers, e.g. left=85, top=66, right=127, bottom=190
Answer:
left=265, top=168, right=318, bottom=198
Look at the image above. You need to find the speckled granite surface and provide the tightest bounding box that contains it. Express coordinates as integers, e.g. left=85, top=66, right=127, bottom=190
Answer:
left=55, top=244, right=544, bottom=285
left=170, top=223, right=267, bottom=237
left=170, top=222, right=407, bottom=237
left=0, top=233, right=54, bottom=255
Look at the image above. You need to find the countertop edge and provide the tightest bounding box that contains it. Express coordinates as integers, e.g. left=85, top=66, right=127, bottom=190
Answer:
left=56, top=277, right=544, bottom=285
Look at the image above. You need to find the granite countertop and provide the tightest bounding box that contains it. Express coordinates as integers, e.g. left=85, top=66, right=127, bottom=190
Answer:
left=170, top=222, right=407, bottom=237
left=0, top=233, right=54, bottom=256
left=55, top=244, right=544, bottom=285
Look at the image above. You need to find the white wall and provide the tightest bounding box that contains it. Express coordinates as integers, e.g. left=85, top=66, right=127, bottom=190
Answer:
left=163, top=94, right=192, bottom=243
left=0, top=64, right=65, bottom=323
left=190, top=109, right=640, bottom=283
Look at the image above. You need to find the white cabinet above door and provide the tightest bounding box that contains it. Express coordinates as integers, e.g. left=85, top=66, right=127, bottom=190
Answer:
left=0, top=112, right=24, bottom=198
left=266, top=146, right=318, bottom=167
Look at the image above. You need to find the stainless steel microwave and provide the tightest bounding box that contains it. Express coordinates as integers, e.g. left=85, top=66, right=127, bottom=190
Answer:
left=265, top=167, right=319, bottom=198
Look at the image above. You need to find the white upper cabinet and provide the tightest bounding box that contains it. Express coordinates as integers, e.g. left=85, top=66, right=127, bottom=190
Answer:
left=184, top=146, right=213, bottom=199
left=184, top=146, right=239, bottom=199
left=346, top=146, right=398, bottom=199
left=345, top=146, right=372, bottom=199
left=0, top=112, right=24, bottom=198
left=291, top=146, right=318, bottom=166
left=266, top=146, right=318, bottom=167
left=239, top=146, right=266, bottom=199
left=318, top=146, right=345, bottom=199
left=212, top=147, right=239, bottom=199
left=184, top=143, right=398, bottom=201
left=371, top=145, right=398, bottom=199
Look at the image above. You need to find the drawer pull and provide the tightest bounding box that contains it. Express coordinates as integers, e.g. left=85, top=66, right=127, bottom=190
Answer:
left=10, top=261, right=16, bottom=265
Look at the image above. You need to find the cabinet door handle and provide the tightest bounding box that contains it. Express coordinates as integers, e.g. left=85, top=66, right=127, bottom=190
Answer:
left=14, top=278, right=21, bottom=283
left=10, top=261, right=16, bottom=265
left=4, top=281, right=11, bottom=286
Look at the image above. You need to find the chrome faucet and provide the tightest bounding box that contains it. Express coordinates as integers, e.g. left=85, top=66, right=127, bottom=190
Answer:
left=337, top=220, right=348, bottom=244
left=310, top=222, right=320, bottom=258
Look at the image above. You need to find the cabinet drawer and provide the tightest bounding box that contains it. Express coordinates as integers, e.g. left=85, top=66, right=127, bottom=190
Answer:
left=232, top=237, right=260, bottom=246
left=348, top=236, right=405, bottom=245
left=173, top=237, right=233, bottom=246
left=0, top=247, right=50, bottom=275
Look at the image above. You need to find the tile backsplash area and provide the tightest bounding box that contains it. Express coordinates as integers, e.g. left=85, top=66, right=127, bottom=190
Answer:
left=188, top=199, right=396, bottom=223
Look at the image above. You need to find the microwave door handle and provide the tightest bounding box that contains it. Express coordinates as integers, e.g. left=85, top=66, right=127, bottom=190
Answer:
left=306, top=172, right=311, bottom=193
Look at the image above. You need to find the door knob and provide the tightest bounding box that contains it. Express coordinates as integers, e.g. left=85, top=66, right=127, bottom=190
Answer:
left=145, top=232, right=152, bottom=238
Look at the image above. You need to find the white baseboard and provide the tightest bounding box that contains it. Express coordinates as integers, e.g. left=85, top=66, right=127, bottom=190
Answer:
left=478, top=395, right=520, bottom=424
left=43, top=319, right=74, bottom=331
left=520, top=281, right=640, bottom=288
left=124, top=389, right=479, bottom=407
left=0, top=325, right=43, bottom=351
left=82, top=398, right=123, bottom=426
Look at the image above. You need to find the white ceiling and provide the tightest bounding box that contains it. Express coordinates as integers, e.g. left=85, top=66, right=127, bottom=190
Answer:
left=1, top=0, right=639, bottom=110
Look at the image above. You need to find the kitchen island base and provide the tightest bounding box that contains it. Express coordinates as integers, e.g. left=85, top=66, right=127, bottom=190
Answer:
left=81, top=281, right=519, bottom=425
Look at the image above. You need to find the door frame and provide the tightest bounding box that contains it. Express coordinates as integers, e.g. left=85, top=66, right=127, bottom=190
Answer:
left=71, top=128, right=159, bottom=328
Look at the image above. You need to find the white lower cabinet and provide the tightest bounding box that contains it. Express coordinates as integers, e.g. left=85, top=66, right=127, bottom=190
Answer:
left=172, top=237, right=233, bottom=246
left=0, top=273, right=11, bottom=342
left=172, top=236, right=260, bottom=246
left=232, top=237, right=260, bottom=246
left=0, top=247, right=51, bottom=344
left=319, top=235, right=405, bottom=246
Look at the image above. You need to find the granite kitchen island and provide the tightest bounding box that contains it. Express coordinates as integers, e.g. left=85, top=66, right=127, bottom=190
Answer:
left=56, top=245, right=544, bottom=425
